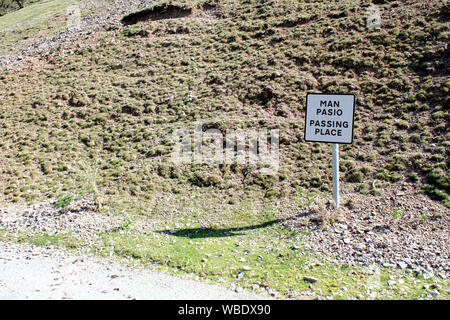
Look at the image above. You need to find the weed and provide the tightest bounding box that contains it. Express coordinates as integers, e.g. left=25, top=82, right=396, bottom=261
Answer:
left=54, top=193, right=74, bottom=209
left=391, top=208, right=403, bottom=219
left=417, top=213, right=428, bottom=222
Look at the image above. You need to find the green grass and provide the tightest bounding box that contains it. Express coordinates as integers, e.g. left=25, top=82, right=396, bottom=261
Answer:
left=0, top=229, right=83, bottom=249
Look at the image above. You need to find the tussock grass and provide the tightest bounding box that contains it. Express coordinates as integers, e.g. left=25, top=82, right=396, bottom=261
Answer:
left=0, top=0, right=81, bottom=50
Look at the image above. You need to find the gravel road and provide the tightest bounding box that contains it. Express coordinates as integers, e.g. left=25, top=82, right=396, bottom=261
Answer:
left=0, top=241, right=271, bottom=300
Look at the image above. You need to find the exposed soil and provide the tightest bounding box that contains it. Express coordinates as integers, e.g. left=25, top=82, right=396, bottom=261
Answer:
left=121, top=4, right=193, bottom=25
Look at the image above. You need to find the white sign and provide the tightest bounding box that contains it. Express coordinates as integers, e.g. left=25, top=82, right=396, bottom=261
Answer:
left=304, top=93, right=356, bottom=144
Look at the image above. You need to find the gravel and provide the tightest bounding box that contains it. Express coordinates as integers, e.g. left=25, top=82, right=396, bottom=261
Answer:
left=0, top=241, right=272, bottom=300
left=0, top=198, right=123, bottom=237
left=284, top=184, right=450, bottom=279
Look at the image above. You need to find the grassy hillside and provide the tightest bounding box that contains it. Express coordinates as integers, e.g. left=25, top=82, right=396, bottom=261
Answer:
left=0, top=0, right=448, bottom=209
left=0, top=0, right=81, bottom=51
left=0, top=0, right=42, bottom=17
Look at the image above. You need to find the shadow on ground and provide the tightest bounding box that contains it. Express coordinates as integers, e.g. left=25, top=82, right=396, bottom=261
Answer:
left=156, top=219, right=286, bottom=238
left=155, top=207, right=320, bottom=238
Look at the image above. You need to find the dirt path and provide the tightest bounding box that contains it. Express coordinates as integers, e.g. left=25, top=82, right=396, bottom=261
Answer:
left=0, top=241, right=272, bottom=300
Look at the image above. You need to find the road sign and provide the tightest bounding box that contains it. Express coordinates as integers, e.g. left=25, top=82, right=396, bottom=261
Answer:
left=304, top=93, right=356, bottom=209
left=304, top=93, right=355, bottom=144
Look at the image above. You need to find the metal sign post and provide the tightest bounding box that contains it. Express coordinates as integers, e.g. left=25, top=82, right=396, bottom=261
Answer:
left=332, top=143, right=339, bottom=209
left=304, top=93, right=356, bottom=210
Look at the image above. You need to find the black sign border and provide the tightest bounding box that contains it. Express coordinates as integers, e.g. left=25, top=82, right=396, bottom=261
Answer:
left=304, top=92, right=356, bottom=144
